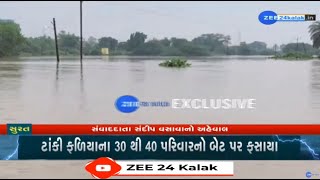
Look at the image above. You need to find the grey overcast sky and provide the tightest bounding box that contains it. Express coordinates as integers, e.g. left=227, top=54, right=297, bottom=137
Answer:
left=0, top=1, right=319, bottom=47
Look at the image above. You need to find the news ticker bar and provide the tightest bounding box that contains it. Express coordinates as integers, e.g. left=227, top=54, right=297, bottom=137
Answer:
left=85, top=158, right=234, bottom=179
left=2, top=124, right=320, bottom=135
left=3, top=135, right=315, bottom=160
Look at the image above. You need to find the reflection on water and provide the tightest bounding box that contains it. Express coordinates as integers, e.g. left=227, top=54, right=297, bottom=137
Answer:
left=0, top=56, right=319, bottom=124
left=79, top=63, right=87, bottom=112
left=0, top=61, right=23, bottom=119
left=55, top=63, right=59, bottom=92
left=129, top=60, right=146, bottom=83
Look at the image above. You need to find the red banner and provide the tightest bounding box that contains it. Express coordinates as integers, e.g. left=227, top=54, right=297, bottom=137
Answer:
left=0, top=125, right=6, bottom=135
left=25, top=124, right=320, bottom=135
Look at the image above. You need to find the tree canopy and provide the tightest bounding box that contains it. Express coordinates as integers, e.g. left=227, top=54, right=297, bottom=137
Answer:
left=0, top=19, right=24, bottom=57
left=309, top=21, right=320, bottom=48
left=1, top=19, right=320, bottom=58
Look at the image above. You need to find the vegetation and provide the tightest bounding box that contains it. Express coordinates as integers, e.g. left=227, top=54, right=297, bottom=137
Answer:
left=159, top=58, right=191, bottom=68
left=0, top=20, right=24, bottom=57
left=1, top=19, right=320, bottom=58
left=270, top=41, right=320, bottom=60
left=271, top=52, right=314, bottom=60
left=309, top=21, right=320, bottom=49
left=267, top=21, right=320, bottom=61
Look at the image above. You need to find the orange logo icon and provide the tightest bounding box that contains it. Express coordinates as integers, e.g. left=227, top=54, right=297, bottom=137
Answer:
left=85, top=157, right=122, bottom=179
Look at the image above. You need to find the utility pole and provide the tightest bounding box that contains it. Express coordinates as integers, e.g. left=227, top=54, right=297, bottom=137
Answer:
left=80, top=1, right=83, bottom=64
left=53, top=18, right=60, bottom=63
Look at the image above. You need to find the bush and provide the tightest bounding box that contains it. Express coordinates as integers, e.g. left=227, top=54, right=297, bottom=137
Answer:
left=272, top=52, right=314, bottom=60
left=159, top=58, right=191, bottom=68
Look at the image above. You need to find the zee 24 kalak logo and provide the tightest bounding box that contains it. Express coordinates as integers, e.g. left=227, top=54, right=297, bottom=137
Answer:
left=258, top=10, right=316, bottom=25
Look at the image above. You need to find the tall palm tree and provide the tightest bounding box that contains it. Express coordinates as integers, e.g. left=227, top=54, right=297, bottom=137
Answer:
left=309, top=21, right=320, bottom=48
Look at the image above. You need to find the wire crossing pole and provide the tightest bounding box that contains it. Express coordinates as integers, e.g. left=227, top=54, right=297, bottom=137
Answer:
left=80, top=1, right=83, bottom=65
left=53, top=18, right=60, bottom=63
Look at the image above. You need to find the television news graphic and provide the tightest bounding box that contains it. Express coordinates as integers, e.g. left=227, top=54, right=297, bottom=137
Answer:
left=85, top=157, right=234, bottom=179
left=1, top=124, right=320, bottom=179
left=114, top=95, right=256, bottom=113
left=0, top=124, right=319, bottom=160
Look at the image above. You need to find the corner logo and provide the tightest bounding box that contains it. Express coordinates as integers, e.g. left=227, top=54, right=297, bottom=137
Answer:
left=259, top=10, right=278, bottom=25
left=85, top=157, right=121, bottom=179
left=305, top=171, right=320, bottom=179
left=306, top=171, right=312, bottom=178
left=258, top=10, right=316, bottom=25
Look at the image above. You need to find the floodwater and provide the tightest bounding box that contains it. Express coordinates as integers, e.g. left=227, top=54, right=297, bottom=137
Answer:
left=0, top=56, right=320, bottom=124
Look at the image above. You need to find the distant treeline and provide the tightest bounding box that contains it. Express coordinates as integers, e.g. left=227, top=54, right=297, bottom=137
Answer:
left=1, top=19, right=320, bottom=57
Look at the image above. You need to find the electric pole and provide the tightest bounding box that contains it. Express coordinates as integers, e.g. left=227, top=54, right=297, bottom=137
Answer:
left=53, top=18, right=60, bottom=63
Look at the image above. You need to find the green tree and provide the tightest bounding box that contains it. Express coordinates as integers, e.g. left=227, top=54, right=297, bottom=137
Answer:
left=84, top=36, right=99, bottom=55
left=126, top=32, right=147, bottom=51
left=238, top=42, right=251, bottom=55
left=282, top=43, right=318, bottom=54
left=115, top=42, right=128, bottom=55
left=170, top=38, right=210, bottom=56
left=133, top=39, right=164, bottom=55
left=170, top=38, right=189, bottom=48
left=20, top=36, right=55, bottom=56
left=247, top=41, right=267, bottom=54
left=0, top=19, right=24, bottom=57
left=98, top=37, right=118, bottom=51
left=309, top=21, right=320, bottom=48
left=160, top=38, right=171, bottom=47
left=179, top=43, right=210, bottom=56
left=192, top=33, right=230, bottom=53
left=227, top=46, right=237, bottom=55
left=58, top=31, right=80, bottom=55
